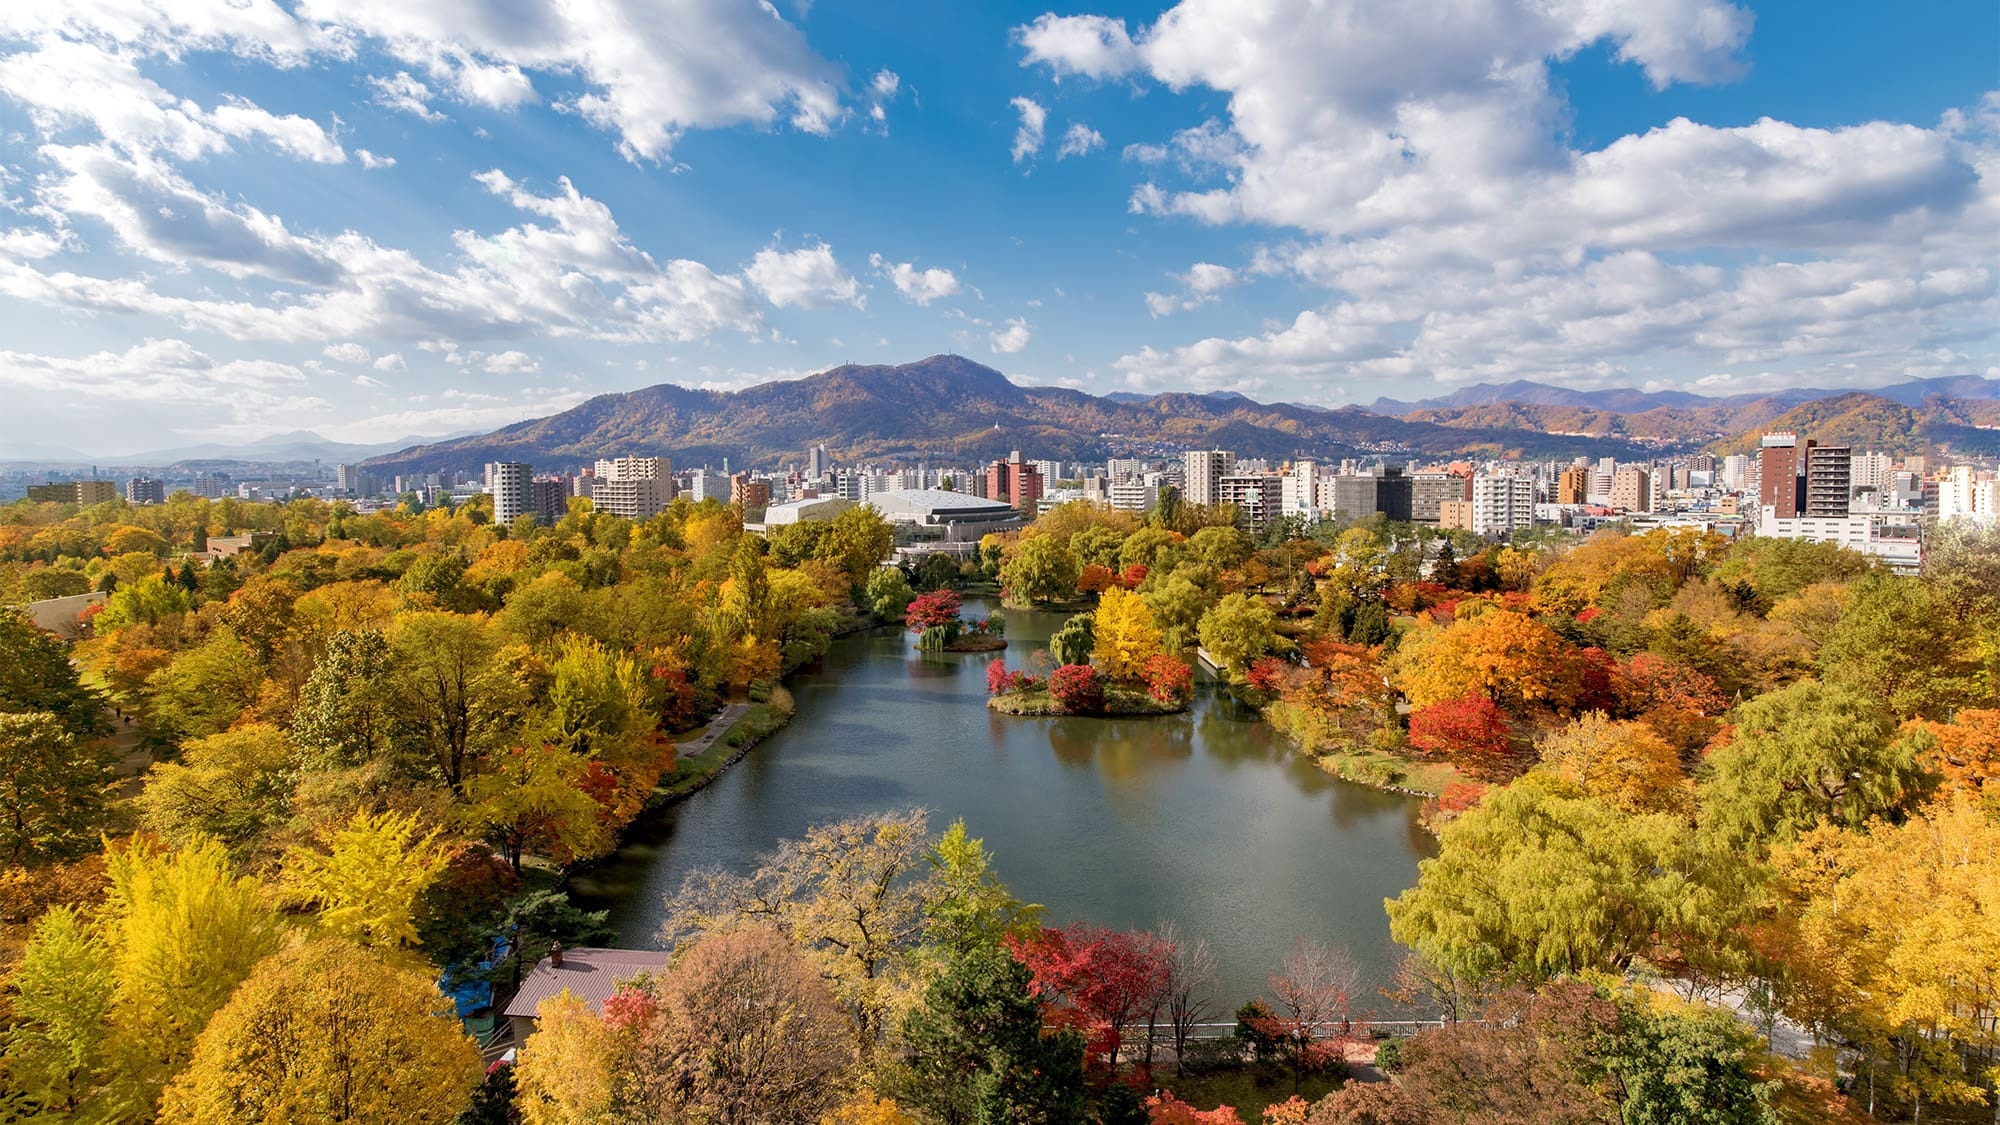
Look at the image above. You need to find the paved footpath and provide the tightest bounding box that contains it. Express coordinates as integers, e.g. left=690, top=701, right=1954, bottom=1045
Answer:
left=676, top=702, right=751, bottom=759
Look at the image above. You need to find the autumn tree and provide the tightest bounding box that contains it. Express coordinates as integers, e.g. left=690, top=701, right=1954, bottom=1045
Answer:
left=1915, top=708, right=2000, bottom=805
left=1697, top=680, right=1931, bottom=852
left=665, top=808, right=935, bottom=1047
left=622, top=926, right=853, bottom=1125
left=0, top=710, right=117, bottom=867
left=920, top=819, right=1043, bottom=963
left=1091, top=588, right=1164, bottom=681
left=1405, top=693, right=1513, bottom=771
left=1767, top=794, right=2000, bottom=1116
left=1387, top=609, right=1581, bottom=714
left=1157, top=921, right=1218, bottom=1067
left=465, top=742, right=612, bottom=873
left=1048, top=664, right=1103, bottom=714
left=2, top=905, right=113, bottom=1115
left=1537, top=712, right=1690, bottom=814
left=159, top=938, right=480, bottom=1125
left=282, top=808, right=452, bottom=949
left=1008, top=923, right=1171, bottom=1072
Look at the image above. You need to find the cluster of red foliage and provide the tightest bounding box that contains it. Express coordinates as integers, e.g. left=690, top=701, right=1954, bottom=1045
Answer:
left=1008, top=923, right=1172, bottom=1071
left=1407, top=692, right=1513, bottom=766
left=1048, top=664, right=1103, bottom=713
left=1121, top=564, right=1149, bottom=589
left=1143, top=1091, right=1246, bottom=1124
left=1142, top=654, right=1193, bottom=706
left=1077, top=564, right=1119, bottom=594
left=905, top=589, right=963, bottom=633
left=984, top=658, right=1044, bottom=697
left=1245, top=656, right=1291, bottom=694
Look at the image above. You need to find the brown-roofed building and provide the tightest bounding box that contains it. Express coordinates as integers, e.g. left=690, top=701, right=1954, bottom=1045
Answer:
left=501, top=946, right=671, bottom=1046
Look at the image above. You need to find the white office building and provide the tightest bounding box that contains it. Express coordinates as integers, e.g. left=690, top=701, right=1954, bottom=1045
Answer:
left=1184, top=449, right=1234, bottom=506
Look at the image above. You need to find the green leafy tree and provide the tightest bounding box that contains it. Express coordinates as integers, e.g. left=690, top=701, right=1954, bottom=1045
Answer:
left=292, top=628, right=397, bottom=770
left=1816, top=574, right=1978, bottom=720
left=0, top=710, right=117, bottom=867
left=1049, top=612, right=1095, bottom=668
left=1197, top=593, right=1278, bottom=677
left=138, top=724, right=295, bottom=856
left=1697, top=680, right=1931, bottom=851
left=865, top=566, right=915, bottom=621
left=891, top=944, right=1090, bottom=1125
left=283, top=809, right=452, bottom=949
left=1387, top=774, right=1740, bottom=985
left=921, top=819, right=1043, bottom=962
left=390, top=611, right=516, bottom=789
left=0, top=609, right=106, bottom=736
left=1603, top=997, right=1778, bottom=1125
left=144, top=628, right=264, bottom=745
left=1142, top=572, right=1209, bottom=652
left=826, top=505, right=898, bottom=584
left=1001, top=535, right=1080, bottom=606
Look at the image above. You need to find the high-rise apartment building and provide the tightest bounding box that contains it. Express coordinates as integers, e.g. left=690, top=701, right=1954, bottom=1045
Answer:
left=984, top=451, right=1044, bottom=511
left=806, top=445, right=829, bottom=480
left=1183, top=449, right=1234, bottom=506
left=1218, top=473, right=1280, bottom=529
left=1937, top=466, right=1998, bottom=524
left=1804, top=445, right=1853, bottom=518
left=125, top=477, right=165, bottom=505
left=1758, top=432, right=1809, bottom=519
left=730, top=473, right=771, bottom=511
left=491, top=462, right=533, bottom=525
left=1557, top=464, right=1590, bottom=505
left=1608, top=466, right=1652, bottom=513
left=531, top=478, right=571, bottom=525
left=1470, top=472, right=1536, bottom=536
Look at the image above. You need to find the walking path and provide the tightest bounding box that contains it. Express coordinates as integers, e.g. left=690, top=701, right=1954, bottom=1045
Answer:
left=675, top=702, right=750, bottom=759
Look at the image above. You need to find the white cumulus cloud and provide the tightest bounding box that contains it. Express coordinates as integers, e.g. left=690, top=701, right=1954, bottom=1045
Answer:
left=990, top=317, right=1032, bottom=353
left=1057, top=122, right=1105, bottom=159
left=745, top=241, right=862, bottom=309
left=868, top=253, right=962, bottom=305
left=1010, top=97, right=1047, bottom=164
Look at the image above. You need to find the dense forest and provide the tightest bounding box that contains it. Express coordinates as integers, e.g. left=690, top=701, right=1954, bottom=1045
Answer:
left=0, top=486, right=1997, bottom=1123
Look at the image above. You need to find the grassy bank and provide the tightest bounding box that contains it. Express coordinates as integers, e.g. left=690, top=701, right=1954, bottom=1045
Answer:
left=654, top=687, right=796, bottom=805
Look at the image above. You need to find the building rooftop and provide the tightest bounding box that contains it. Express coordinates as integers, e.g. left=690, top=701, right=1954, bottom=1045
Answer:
left=500, top=947, right=671, bottom=1019
left=870, top=488, right=1016, bottom=513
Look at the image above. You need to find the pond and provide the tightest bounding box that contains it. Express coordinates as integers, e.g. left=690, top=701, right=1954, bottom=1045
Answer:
left=569, top=598, right=1437, bottom=1009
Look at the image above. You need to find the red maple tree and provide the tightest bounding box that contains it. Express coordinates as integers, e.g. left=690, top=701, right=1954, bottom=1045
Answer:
left=1407, top=691, right=1513, bottom=767
left=1008, top=924, right=1172, bottom=1073
left=905, top=589, right=963, bottom=633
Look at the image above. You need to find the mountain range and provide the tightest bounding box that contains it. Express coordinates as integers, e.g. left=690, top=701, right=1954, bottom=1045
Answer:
left=0, top=430, right=464, bottom=469
left=361, top=357, right=2000, bottom=475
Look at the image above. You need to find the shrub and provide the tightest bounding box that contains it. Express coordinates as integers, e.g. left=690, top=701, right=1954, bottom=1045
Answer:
left=986, top=659, right=1012, bottom=697
left=1406, top=692, right=1512, bottom=765
left=1373, top=1038, right=1403, bottom=1071
left=1142, top=654, right=1194, bottom=706
left=1048, top=664, right=1102, bottom=714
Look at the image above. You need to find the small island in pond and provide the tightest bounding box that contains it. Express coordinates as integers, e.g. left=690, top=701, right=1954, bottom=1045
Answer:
left=906, top=589, right=1008, bottom=652
left=985, top=591, right=1195, bottom=717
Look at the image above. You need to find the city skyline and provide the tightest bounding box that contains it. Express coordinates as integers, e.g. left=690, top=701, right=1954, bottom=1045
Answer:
left=0, top=0, right=1994, bottom=456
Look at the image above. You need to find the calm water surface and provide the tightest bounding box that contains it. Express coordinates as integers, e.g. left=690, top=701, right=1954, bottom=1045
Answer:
left=570, top=599, right=1436, bottom=1007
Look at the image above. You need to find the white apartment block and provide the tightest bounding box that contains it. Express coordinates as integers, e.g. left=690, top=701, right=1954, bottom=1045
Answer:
left=1936, top=466, right=1997, bottom=524
left=1758, top=508, right=1922, bottom=573
left=1470, top=472, right=1537, bottom=536
left=491, top=462, right=533, bottom=525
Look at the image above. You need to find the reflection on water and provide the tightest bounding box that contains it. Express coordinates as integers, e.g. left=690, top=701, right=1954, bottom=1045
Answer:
left=568, top=598, right=1436, bottom=1007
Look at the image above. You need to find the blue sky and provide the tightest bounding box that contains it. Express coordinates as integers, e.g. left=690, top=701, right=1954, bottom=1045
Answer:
left=0, top=0, right=1993, bottom=456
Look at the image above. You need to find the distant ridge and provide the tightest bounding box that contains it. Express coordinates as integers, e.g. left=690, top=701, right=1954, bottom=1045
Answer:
left=359, top=357, right=2000, bottom=475
left=1366, top=374, right=2000, bottom=415
left=362, top=355, right=1678, bottom=475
